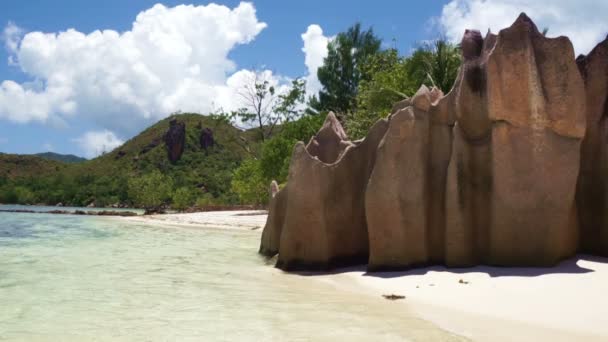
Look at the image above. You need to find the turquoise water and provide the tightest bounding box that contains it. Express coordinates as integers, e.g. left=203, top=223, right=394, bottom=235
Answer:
left=0, top=210, right=460, bottom=341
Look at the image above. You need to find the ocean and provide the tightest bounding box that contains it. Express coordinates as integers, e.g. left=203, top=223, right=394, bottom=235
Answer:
left=0, top=207, right=460, bottom=341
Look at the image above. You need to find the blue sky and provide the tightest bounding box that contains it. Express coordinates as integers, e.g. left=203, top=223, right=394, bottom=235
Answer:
left=0, top=0, right=606, bottom=158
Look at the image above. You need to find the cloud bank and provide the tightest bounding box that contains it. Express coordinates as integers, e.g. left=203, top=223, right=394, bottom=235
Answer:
left=73, top=130, right=124, bottom=158
left=0, top=2, right=268, bottom=134
left=301, top=24, right=329, bottom=98
left=439, top=0, right=608, bottom=55
left=0, top=3, right=333, bottom=157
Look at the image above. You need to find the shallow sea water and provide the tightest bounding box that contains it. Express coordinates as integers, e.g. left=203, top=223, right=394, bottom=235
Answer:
left=0, top=209, right=463, bottom=341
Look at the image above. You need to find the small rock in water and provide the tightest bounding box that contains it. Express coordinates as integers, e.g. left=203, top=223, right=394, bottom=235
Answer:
left=382, top=294, right=405, bottom=301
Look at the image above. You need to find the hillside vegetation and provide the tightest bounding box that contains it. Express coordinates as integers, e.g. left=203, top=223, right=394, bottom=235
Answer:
left=0, top=113, right=259, bottom=208
left=34, top=152, right=87, bottom=163
left=0, top=22, right=460, bottom=210
left=0, top=154, right=67, bottom=179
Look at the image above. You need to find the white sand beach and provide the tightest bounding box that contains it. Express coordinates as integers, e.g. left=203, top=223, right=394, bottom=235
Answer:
left=122, top=210, right=268, bottom=230
left=318, top=256, right=608, bottom=342
left=130, top=211, right=608, bottom=341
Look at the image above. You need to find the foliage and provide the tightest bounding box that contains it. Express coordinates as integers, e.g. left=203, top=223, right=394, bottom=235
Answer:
left=346, top=39, right=461, bottom=139
left=0, top=26, right=462, bottom=208
left=274, top=79, right=307, bottom=122
left=34, top=152, right=87, bottom=163
left=310, top=22, right=382, bottom=116
left=231, top=159, right=267, bottom=205
left=0, top=113, right=254, bottom=208
left=414, top=39, right=461, bottom=94
left=128, top=170, right=173, bottom=209
left=172, top=187, right=196, bottom=211
left=346, top=49, right=411, bottom=139
left=230, top=113, right=326, bottom=204
left=232, top=73, right=306, bottom=142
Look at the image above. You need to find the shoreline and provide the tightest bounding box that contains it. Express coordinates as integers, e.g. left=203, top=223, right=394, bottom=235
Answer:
left=0, top=208, right=139, bottom=217
left=120, top=210, right=268, bottom=231
left=123, top=211, right=608, bottom=341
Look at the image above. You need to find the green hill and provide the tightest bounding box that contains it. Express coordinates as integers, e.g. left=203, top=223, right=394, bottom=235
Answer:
left=0, top=113, right=260, bottom=207
left=33, top=152, right=87, bottom=163
left=0, top=153, right=67, bottom=179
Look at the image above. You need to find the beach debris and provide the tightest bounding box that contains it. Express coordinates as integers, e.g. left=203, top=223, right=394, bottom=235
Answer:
left=459, top=279, right=470, bottom=284
left=382, top=294, right=406, bottom=301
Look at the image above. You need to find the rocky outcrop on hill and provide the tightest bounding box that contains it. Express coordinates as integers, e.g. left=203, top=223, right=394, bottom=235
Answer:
left=165, top=119, right=186, bottom=163
left=576, top=36, right=608, bottom=256
left=261, top=14, right=606, bottom=271
left=200, top=127, right=215, bottom=150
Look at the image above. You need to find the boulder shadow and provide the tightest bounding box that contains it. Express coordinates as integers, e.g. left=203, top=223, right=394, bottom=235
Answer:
left=362, top=254, right=606, bottom=279
left=287, top=254, right=607, bottom=278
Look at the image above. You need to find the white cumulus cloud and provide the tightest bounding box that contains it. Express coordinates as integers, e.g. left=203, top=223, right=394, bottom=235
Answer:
left=0, top=2, right=269, bottom=135
left=3, top=21, right=23, bottom=55
left=74, top=130, right=124, bottom=158
left=301, top=24, right=329, bottom=98
left=439, top=0, right=608, bottom=55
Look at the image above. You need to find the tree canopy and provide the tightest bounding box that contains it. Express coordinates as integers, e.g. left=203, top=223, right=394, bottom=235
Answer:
left=310, top=23, right=382, bottom=116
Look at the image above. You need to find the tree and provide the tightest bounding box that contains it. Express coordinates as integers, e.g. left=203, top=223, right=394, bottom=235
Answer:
left=172, top=187, right=195, bottom=212
left=274, top=78, right=306, bottom=123
left=231, top=158, right=267, bottom=205
left=347, top=49, right=413, bottom=139
left=233, top=73, right=307, bottom=142
left=230, top=112, right=326, bottom=205
left=344, top=39, right=461, bottom=139
left=410, top=39, right=461, bottom=94
left=310, top=22, right=382, bottom=116
left=234, top=71, right=278, bottom=142
left=128, top=170, right=173, bottom=211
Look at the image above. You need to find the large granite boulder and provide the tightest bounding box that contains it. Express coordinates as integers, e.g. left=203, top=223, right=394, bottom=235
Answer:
left=165, top=119, right=186, bottom=163
left=260, top=13, right=599, bottom=272
left=305, top=112, right=352, bottom=163
left=576, top=36, right=608, bottom=256
left=259, top=181, right=287, bottom=257
left=445, top=14, right=584, bottom=267
left=275, top=115, right=389, bottom=271
left=365, top=85, right=448, bottom=271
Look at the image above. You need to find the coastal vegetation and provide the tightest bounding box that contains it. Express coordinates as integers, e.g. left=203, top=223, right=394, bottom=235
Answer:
left=0, top=22, right=460, bottom=210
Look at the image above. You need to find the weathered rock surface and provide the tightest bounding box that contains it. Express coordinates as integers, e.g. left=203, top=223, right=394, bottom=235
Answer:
left=446, top=14, right=584, bottom=267
left=576, top=36, right=608, bottom=256
left=259, top=181, right=287, bottom=256
left=261, top=14, right=605, bottom=272
left=165, top=119, right=186, bottom=163
left=305, top=112, right=352, bottom=164
left=275, top=114, right=388, bottom=271
left=366, top=85, right=448, bottom=270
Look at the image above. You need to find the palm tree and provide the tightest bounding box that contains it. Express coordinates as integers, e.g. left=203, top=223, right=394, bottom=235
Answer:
left=408, top=39, right=461, bottom=94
